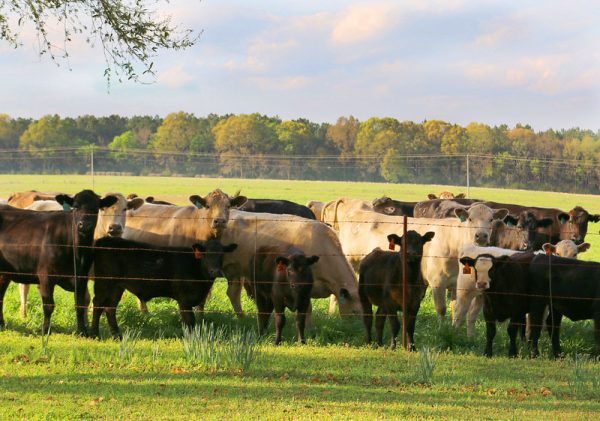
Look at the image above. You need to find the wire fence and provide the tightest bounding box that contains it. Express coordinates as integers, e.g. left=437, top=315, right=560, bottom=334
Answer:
left=0, top=209, right=598, bottom=350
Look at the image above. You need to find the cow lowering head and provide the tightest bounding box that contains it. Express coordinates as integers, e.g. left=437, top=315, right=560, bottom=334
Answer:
left=372, top=197, right=397, bottom=215
left=387, top=231, right=435, bottom=263
left=192, top=239, right=238, bottom=279
left=454, top=204, right=509, bottom=247
left=55, top=190, right=119, bottom=242
left=459, top=254, right=497, bottom=290
left=275, top=253, right=319, bottom=291
left=558, top=206, right=599, bottom=244
left=94, top=193, right=145, bottom=238
left=189, top=189, right=247, bottom=237
left=542, top=240, right=591, bottom=258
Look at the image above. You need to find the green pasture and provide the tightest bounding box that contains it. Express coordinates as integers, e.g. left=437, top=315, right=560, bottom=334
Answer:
left=0, top=174, right=599, bottom=418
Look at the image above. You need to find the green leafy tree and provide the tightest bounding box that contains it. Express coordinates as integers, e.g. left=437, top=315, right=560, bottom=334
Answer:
left=150, top=112, right=200, bottom=152
left=0, top=1, right=198, bottom=83
left=20, top=115, right=89, bottom=155
left=326, top=116, right=360, bottom=156
left=0, top=114, right=31, bottom=150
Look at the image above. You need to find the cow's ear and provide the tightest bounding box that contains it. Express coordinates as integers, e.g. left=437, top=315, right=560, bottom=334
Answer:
left=504, top=215, right=518, bottom=227
left=126, top=193, right=138, bottom=200
left=427, top=194, right=437, bottom=200
left=455, top=193, right=466, bottom=199
left=189, top=195, right=206, bottom=209
left=99, top=195, right=119, bottom=209
left=542, top=243, right=556, bottom=255
left=577, top=243, right=591, bottom=253
left=230, top=195, right=247, bottom=208
left=387, top=233, right=402, bottom=244
left=145, top=196, right=155, bottom=203
left=459, top=256, right=476, bottom=267
left=454, top=208, right=468, bottom=222
left=493, top=208, right=509, bottom=220
left=223, top=243, right=238, bottom=253
left=275, top=256, right=290, bottom=266
left=127, top=197, right=145, bottom=210
left=558, top=213, right=569, bottom=224
left=55, top=194, right=74, bottom=210
left=536, top=218, right=553, bottom=228
left=589, top=214, right=600, bottom=223
left=422, top=231, right=435, bottom=243
left=307, top=255, right=319, bottom=266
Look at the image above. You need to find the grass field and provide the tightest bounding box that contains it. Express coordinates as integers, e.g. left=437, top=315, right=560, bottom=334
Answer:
left=0, top=174, right=599, bottom=419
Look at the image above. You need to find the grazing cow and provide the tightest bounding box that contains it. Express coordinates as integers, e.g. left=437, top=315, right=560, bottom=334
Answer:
left=428, top=191, right=466, bottom=200
left=528, top=254, right=600, bottom=357
left=320, top=198, right=508, bottom=318
left=18, top=194, right=145, bottom=319
left=0, top=190, right=118, bottom=334
left=542, top=240, right=591, bottom=258
left=245, top=245, right=318, bottom=344
left=359, top=231, right=434, bottom=350
left=453, top=245, right=521, bottom=337
left=7, top=190, right=63, bottom=208
left=371, top=197, right=417, bottom=217
left=91, top=236, right=237, bottom=337
left=306, top=200, right=325, bottom=220
left=239, top=199, right=316, bottom=220
left=459, top=252, right=536, bottom=357
left=220, top=210, right=363, bottom=317
left=127, top=193, right=175, bottom=205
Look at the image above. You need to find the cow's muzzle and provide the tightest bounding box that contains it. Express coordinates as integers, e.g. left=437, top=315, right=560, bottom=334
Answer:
left=108, top=224, right=123, bottom=237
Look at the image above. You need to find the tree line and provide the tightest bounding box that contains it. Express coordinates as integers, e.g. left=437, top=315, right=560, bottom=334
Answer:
left=0, top=113, right=598, bottom=193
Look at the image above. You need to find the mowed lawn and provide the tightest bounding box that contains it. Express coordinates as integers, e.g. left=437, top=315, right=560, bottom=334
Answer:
left=0, top=174, right=599, bottom=419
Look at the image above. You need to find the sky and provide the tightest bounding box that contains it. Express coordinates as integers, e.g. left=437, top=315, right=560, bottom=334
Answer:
left=0, top=0, right=599, bottom=130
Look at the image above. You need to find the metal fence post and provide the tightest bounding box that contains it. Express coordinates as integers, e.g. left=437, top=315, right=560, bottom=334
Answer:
left=402, top=215, right=408, bottom=350
left=466, top=154, right=470, bottom=198
left=90, top=146, right=95, bottom=190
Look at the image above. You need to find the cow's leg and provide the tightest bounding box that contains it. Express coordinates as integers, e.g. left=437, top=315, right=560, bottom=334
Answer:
left=375, top=306, right=386, bottom=346
left=105, top=287, right=125, bottom=339
left=594, top=311, right=600, bottom=356
left=528, top=303, right=545, bottom=358
left=406, top=299, right=422, bottom=352
left=507, top=317, right=521, bottom=358
left=328, top=294, right=338, bottom=314
left=38, top=279, right=55, bottom=335
left=358, top=287, right=373, bottom=344
left=448, top=286, right=457, bottom=320
left=431, top=287, right=447, bottom=320
left=137, top=297, right=149, bottom=314
left=274, top=303, right=286, bottom=346
left=482, top=305, right=495, bottom=357
left=19, top=284, right=29, bottom=319
left=194, top=289, right=212, bottom=315
left=178, top=302, right=195, bottom=331
left=295, top=294, right=311, bottom=345
left=466, top=295, right=483, bottom=338
left=0, top=277, right=11, bottom=328
left=387, top=306, right=400, bottom=350
left=547, top=310, right=562, bottom=359
left=226, top=277, right=244, bottom=317
left=74, top=276, right=89, bottom=336
left=256, top=294, right=273, bottom=336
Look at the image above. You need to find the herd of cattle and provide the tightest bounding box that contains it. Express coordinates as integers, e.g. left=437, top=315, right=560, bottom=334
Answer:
left=0, top=188, right=598, bottom=357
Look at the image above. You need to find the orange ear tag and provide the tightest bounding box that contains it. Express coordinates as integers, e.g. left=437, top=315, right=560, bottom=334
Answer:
left=389, top=240, right=396, bottom=250
left=463, top=263, right=472, bottom=275
left=194, top=249, right=203, bottom=260
left=277, top=262, right=286, bottom=273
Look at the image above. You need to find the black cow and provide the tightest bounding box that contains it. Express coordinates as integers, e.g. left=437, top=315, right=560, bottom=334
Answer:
left=490, top=212, right=554, bottom=251
left=371, top=197, right=418, bottom=217
left=245, top=245, right=318, bottom=345
left=359, top=230, right=435, bottom=350
left=0, top=190, right=118, bottom=335
left=239, top=199, right=316, bottom=220
left=91, top=236, right=237, bottom=338
left=459, top=252, right=536, bottom=357
left=528, top=254, right=600, bottom=357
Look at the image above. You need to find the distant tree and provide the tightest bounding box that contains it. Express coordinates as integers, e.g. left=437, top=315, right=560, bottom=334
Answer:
left=0, top=1, right=199, bottom=83
left=150, top=112, right=200, bottom=152
left=326, top=116, right=360, bottom=156
left=20, top=115, right=88, bottom=155
left=109, top=130, right=146, bottom=158
left=0, top=114, right=31, bottom=150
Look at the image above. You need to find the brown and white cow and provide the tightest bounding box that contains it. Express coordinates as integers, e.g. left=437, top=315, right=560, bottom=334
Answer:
left=7, top=190, right=63, bottom=208
left=320, top=198, right=509, bottom=319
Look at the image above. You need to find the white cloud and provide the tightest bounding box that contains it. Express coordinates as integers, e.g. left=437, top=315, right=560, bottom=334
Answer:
left=158, top=65, right=195, bottom=88
left=331, top=2, right=398, bottom=44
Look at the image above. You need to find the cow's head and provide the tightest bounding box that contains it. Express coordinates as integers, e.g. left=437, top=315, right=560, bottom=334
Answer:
left=459, top=254, right=499, bottom=290
left=542, top=240, right=590, bottom=259
left=275, top=253, right=319, bottom=291
left=192, top=239, right=238, bottom=279
left=558, top=206, right=599, bottom=244
left=55, top=190, right=119, bottom=242
left=372, top=197, right=397, bottom=215
left=455, top=204, right=509, bottom=247
left=94, top=193, right=144, bottom=238
left=189, top=189, right=247, bottom=237
left=387, top=231, right=435, bottom=263
left=503, top=211, right=554, bottom=250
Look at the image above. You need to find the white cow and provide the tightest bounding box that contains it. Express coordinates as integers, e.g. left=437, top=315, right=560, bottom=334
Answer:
left=320, top=198, right=509, bottom=319
left=542, top=240, right=591, bottom=258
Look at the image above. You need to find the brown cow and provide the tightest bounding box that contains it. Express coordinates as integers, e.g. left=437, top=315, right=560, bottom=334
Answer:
left=7, top=190, right=63, bottom=209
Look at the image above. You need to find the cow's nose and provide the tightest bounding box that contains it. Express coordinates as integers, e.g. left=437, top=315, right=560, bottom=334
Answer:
left=571, top=235, right=582, bottom=244
left=108, top=224, right=123, bottom=237
left=208, top=269, right=222, bottom=278
left=212, top=218, right=226, bottom=228
left=476, top=281, right=489, bottom=290
left=475, top=232, right=489, bottom=245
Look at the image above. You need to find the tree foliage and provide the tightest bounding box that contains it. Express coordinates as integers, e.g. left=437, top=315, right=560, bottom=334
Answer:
left=0, top=1, right=199, bottom=83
